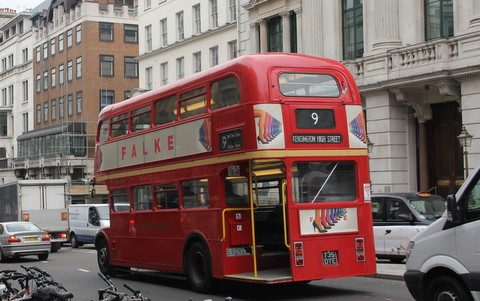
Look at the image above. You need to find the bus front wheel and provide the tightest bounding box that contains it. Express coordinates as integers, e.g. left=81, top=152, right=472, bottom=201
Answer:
left=186, top=241, right=212, bottom=293
left=97, top=239, right=116, bottom=277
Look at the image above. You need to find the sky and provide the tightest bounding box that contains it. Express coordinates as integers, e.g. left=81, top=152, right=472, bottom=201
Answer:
left=0, top=0, right=47, bottom=12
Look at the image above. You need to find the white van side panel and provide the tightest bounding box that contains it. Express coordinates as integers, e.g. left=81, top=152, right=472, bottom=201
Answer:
left=420, top=255, right=470, bottom=275
left=456, top=219, right=480, bottom=277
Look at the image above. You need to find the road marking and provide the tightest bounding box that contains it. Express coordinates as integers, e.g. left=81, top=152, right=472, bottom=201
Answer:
left=78, top=269, right=90, bottom=273
left=41, top=261, right=48, bottom=263
left=72, top=249, right=97, bottom=254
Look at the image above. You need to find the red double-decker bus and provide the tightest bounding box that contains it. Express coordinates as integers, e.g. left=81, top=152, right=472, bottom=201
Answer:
left=93, top=53, right=376, bottom=292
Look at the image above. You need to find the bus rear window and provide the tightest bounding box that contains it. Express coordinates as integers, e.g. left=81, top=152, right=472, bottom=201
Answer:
left=211, top=76, right=240, bottom=110
left=111, top=189, right=130, bottom=212
left=98, top=119, right=109, bottom=142
left=292, top=161, right=357, bottom=203
left=279, top=73, right=340, bottom=97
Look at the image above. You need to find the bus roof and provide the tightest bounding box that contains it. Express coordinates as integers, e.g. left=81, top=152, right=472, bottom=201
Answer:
left=98, top=53, right=352, bottom=121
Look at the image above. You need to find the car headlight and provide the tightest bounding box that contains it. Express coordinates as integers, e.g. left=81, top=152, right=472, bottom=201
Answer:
left=406, top=241, right=415, bottom=261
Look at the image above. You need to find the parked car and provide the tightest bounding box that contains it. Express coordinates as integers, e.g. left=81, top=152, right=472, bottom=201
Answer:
left=0, top=221, right=51, bottom=262
left=371, top=192, right=446, bottom=263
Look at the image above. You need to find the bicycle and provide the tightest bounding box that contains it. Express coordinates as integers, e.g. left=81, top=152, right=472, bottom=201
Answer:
left=97, top=273, right=150, bottom=301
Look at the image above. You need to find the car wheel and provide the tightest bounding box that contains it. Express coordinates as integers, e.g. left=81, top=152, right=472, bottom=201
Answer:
left=70, top=234, right=79, bottom=248
left=51, top=242, right=61, bottom=253
left=185, top=241, right=212, bottom=293
left=97, top=238, right=116, bottom=276
left=426, top=274, right=473, bottom=301
left=38, top=253, right=49, bottom=261
left=0, top=248, right=6, bottom=263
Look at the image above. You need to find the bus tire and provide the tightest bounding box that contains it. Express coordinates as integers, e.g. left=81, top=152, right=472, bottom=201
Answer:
left=97, top=238, right=116, bottom=277
left=426, top=274, right=472, bottom=301
left=186, top=241, right=213, bottom=293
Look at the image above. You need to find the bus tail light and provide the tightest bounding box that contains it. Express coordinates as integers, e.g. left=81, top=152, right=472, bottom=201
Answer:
left=294, top=242, right=304, bottom=267
left=355, top=238, right=365, bottom=262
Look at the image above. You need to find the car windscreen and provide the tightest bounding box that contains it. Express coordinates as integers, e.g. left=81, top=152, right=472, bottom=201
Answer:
left=96, top=206, right=110, bottom=220
left=6, top=223, right=42, bottom=232
left=408, top=195, right=446, bottom=221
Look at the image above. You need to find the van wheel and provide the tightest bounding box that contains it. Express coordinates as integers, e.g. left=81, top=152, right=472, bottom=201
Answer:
left=97, top=238, right=116, bottom=277
left=426, top=275, right=472, bottom=301
left=70, top=234, right=80, bottom=248
left=185, top=241, right=212, bottom=293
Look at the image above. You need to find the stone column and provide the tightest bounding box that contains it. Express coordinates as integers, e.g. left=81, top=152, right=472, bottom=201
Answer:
left=470, top=0, right=480, bottom=28
left=294, top=7, right=303, bottom=53
left=259, top=18, right=268, bottom=53
left=249, top=21, right=259, bottom=54
left=279, top=11, right=291, bottom=52
left=410, top=102, right=432, bottom=192
left=371, top=0, right=401, bottom=53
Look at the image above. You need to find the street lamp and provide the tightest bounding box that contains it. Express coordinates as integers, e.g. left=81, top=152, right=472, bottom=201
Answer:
left=457, top=126, right=473, bottom=178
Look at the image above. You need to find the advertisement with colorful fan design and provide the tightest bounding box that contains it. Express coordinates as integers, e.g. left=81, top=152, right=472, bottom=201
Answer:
left=299, top=207, right=358, bottom=235
left=346, top=105, right=367, bottom=149
left=253, top=104, right=285, bottom=149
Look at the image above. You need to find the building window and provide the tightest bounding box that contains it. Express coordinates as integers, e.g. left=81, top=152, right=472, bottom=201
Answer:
left=193, top=52, right=201, bottom=73
left=22, top=48, right=28, bottom=63
left=76, top=57, right=82, bottom=78
left=43, top=102, right=49, bottom=122
left=22, top=80, right=28, bottom=102
left=22, top=113, right=28, bottom=132
left=342, top=0, right=364, bottom=60
left=100, top=55, right=114, bottom=77
left=229, top=0, right=236, bottom=22
left=7, top=54, right=13, bottom=68
left=50, top=38, right=56, bottom=56
left=1, top=88, right=6, bottom=106
left=51, top=99, right=56, bottom=120
left=1, top=58, right=5, bottom=71
left=100, top=22, right=114, bottom=41
left=176, top=11, right=184, bottom=41
left=100, top=90, right=115, bottom=110
left=42, top=42, right=48, bottom=59
left=7, top=85, right=13, bottom=106
left=124, top=90, right=131, bottom=100
left=210, top=46, right=218, bottom=67
left=193, top=4, right=201, bottom=35
left=76, top=91, right=82, bottom=114
left=67, top=94, right=73, bottom=116
left=290, top=12, right=297, bottom=53
left=144, top=0, right=151, bottom=10
left=59, top=97, right=64, bottom=120
left=67, top=29, right=73, bottom=47
left=124, top=24, right=138, bottom=43
left=59, top=33, right=64, bottom=52
left=160, top=18, right=168, bottom=46
left=176, top=57, right=184, bottom=79
left=425, top=0, right=454, bottom=40
left=51, top=68, right=56, bottom=87
left=145, top=66, right=153, bottom=89
left=67, top=60, right=73, bottom=81
left=145, top=24, right=152, bottom=52
left=210, top=0, right=218, bottom=28
left=36, top=74, right=41, bottom=93
left=125, top=56, right=138, bottom=78
left=59, top=64, right=64, bottom=85
left=161, top=62, right=168, bottom=85
left=228, top=40, right=237, bottom=59
left=0, top=114, right=6, bottom=136
left=268, top=16, right=282, bottom=52
left=36, top=46, right=41, bottom=62
left=76, top=24, right=82, bottom=43
left=43, top=71, right=49, bottom=90
left=36, top=104, right=41, bottom=124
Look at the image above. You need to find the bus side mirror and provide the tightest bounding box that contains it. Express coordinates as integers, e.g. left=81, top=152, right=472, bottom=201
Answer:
left=446, top=194, right=458, bottom=223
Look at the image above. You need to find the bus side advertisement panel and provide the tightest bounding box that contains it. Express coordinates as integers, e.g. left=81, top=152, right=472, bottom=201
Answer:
left=298, top=208, right=358, bottom=235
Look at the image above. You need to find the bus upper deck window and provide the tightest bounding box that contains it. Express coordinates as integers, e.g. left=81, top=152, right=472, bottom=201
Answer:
left=180, top=87, right=206, bottom=119
left=211, top=76, right=240, bottom=110
left=132, top=106, right=151, bottom=132
left=155, top=95, right=176, bottom=125
left=98, top=119, right=109, bottom=142
left=279, top=73, right=340, bottom=97
left=111, top=113, right=129, bottom=138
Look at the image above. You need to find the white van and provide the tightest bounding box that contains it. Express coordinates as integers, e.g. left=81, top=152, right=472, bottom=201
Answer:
left=67, top=204, right=110, bottom=248
left=371, top=193, right=446, bottom=263
left=405, top=162, right=480, bottom=301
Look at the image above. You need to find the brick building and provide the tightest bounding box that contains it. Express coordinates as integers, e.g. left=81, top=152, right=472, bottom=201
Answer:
left=14, top=0, right=138, bottom=202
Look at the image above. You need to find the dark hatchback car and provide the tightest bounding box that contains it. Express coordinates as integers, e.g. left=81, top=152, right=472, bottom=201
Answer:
left=371, top=193, right=446, bottom=263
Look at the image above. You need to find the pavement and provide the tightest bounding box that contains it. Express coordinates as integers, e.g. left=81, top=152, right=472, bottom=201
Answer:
left=374, top=260, right=406, bottom=281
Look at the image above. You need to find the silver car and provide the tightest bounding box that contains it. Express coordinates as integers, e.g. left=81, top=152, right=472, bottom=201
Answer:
left=0, top=222, right=51, bottom=262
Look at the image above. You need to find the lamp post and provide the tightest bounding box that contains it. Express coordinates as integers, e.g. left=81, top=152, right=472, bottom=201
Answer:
left=457, top=126, right=473, bottom=179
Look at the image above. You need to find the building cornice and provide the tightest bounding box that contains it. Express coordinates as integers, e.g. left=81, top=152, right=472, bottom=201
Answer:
left=138, top=22, right=237, bottom=60
left=243, top=0, right=270, bottom=10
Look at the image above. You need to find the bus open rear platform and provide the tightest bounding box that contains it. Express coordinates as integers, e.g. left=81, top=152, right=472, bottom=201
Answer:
left=224, top=268, right=292, bottom=284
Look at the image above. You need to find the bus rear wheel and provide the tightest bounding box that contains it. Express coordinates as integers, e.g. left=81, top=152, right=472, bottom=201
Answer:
left=186, top=241, right=212, bottom=293
left=97, top=239, right=116, bottom=277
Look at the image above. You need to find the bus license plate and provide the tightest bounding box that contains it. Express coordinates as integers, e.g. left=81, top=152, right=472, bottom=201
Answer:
left=322, top=251, right=338, bottom=265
